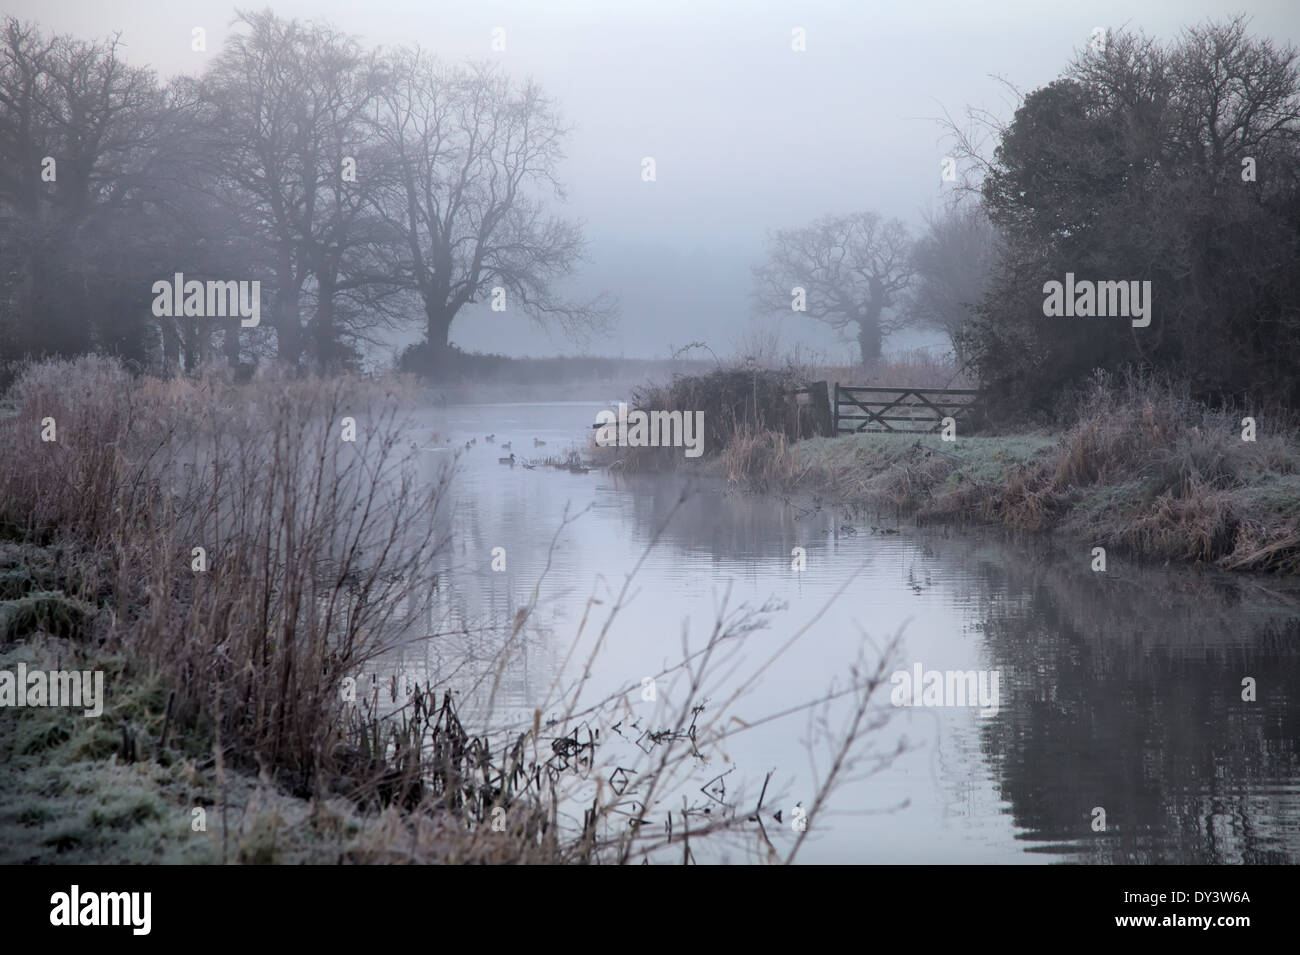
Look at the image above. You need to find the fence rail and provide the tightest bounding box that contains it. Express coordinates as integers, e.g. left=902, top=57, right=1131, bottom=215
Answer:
left=833, top=385, right=983, bottom=434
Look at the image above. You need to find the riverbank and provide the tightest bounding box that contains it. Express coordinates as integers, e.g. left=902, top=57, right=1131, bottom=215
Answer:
left=0, top=540, right=373, bottom=863
left=715, top=375, right=1300, bottom=573
left=0, top=358, right=559, bottom=863
left=2, top=356, right=882, bottom=864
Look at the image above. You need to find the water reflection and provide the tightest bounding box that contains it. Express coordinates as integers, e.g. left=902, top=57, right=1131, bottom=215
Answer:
left=401, top=402, right=1300, bottom=863
left=971, top=552, right=1300, bottom=864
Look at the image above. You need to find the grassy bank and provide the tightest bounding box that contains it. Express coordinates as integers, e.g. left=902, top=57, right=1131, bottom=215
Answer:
left=717, top=372, right=1300, bottom=573
left=0, top=358, right=495, bottom=862
left=0, top=539, right=377, bottom=864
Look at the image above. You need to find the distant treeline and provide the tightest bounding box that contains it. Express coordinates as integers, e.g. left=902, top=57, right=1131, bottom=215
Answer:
left=3, top=12, right=1298, bottom=418
left=0, top=11, right=612, bottom=377
left=396, top=342, right=715, bottom=386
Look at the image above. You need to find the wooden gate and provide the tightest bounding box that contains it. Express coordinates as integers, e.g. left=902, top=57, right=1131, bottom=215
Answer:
left=833, top=385, right=982, bottom=434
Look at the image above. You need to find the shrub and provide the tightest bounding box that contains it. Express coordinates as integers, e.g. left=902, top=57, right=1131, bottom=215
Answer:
left=608, top=366, right=826, bottom=472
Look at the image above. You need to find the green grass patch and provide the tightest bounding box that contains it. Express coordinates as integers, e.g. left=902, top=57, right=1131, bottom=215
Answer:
left=0, top=592, right=93, bottom=643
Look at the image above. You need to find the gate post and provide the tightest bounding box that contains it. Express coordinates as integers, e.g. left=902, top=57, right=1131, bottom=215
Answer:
left=808, top=380, right=833, bottom=438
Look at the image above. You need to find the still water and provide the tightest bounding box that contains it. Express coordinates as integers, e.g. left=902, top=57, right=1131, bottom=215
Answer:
left=388, top=401, right=1300, bottom=864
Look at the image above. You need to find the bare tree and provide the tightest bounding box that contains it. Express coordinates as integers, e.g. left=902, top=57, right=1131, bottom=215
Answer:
left=753, top=211, right=912, bottom=366
left=931, top=75, right=1023, bottom=201
left=204, top=9, right=390, bottom=369
left=0, top=18, right=167, bottom=362
left=373, top=50, right=613, bottom=357
left=906, top=200, right=999, bottom=364
left=1165, top=16, right=1299, bottom=183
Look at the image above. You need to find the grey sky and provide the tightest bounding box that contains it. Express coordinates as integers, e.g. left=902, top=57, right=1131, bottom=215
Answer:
left=12, top=1, right=1300, bottom=362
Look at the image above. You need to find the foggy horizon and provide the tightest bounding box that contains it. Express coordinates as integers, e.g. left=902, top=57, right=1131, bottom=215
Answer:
left=12, top=0, right=1295, bottom=361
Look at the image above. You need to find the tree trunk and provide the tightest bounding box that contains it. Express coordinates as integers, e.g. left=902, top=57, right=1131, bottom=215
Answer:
left=183, top=322, right=198, bottom=372
left=310, top=282, right=336, bottom=372
left=275, top=290, right=303, bottom=366
left=856, top=320, right=882, bottom=366
left=223, top=318, right=241, bottom=367
left=159, top=317, right=180, bottom=376
left=425, top=302, right=454, bottom=352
